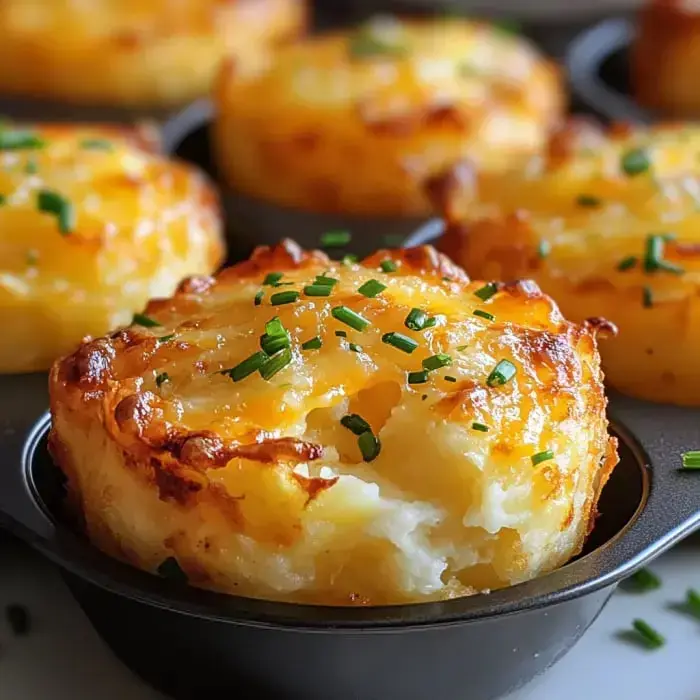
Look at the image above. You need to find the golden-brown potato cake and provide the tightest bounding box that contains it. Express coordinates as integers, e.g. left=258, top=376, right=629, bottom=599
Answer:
left=632, top=0, right=700, bottom=118
left=431, top=120, right=700, bottom=406
left=213, top=16, right=564, bottom=217
left=0, top=0, right=306, bottom=110
left=0, top=122, right=224, bottom=374
left=49, top=239, right=617, bottom=606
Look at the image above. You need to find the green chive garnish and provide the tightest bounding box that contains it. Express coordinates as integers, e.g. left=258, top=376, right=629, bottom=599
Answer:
left=405, top=308, right=429, bottom=331
left=263, top=272, right=284, bottom=286
left=315, top=275, right=338, bottom=287
left=537, top=240, right=551, bottom=259
left=332, top=306, right=370, bottom=331
left=531, top=449, right=554, bottom=466
left=681, top=451, right=700, bottom=469
left=261, top=333, right=289, bottom=355
left=576, top=194, right=601, bottom=207
left=642, top=286, right=653, bottom=308
left=270, top=290, right=299, bottom=305
left=155, top=372, right=170, bottom=388
left=486, top=359, right=516, bottom=387
left=0, top=194, right=6, bottom=206
left=474, top=283, right=498, bottom=302
left=342, top=254, right=358, bottom=265
left=617, top=256, right=637, bottom=272
left=157, top=557, right=188, bottom=584
left=457, top=344, right=469, bottom=351
left=423, top=353, right=452, bottom=371
left=687, top=589, right=700, bottom=616
left=80, top=139, right=113, bottom=151
left=626, top=568, right=661, bottom=592
left=225, top=351, right=267, bottom=382
left=630, top=619, right=665, bottom=649
left=382, top=332, right=418, bottom=354
left=38, top=189, right=74, bottom=235
left=424, top=316, right=438, bottom=329
left=644, top=234, right=664, bottom=273
left=254, top=290, right=264, bottom=306
left=157, top=334, right=175, bottom=344
left=335, top=330, right=347, bottom=337
left=408, top=370, right=429, bottom=384
left=473, top=309, right=495, bottom=322
left=621, top=148, right=651, bottom=176
left=472, top=423, right=489, bottom=432
left=265, top=317, right=285, bottom=337
left=132, top=313, right=160, bottom=327
left=321, top=230, right=351, bottom=248
left=358, top=279, right=387, bottom=298
left=341, top=414, right=372, bottom=435
left=0, top=130, right=45, bottom=150
left=444, top=376, right=457, bottom=383
left=349, top=343, right=362, bottom=352
left=380, top=259, right=398, bottom=273
left=260, top=348, right=293, bottom=380
left=301, top=336, right=322, bottom=350
left=304, top=284, right=332, bottom=297
left=358, top=431, right=381, bottom=462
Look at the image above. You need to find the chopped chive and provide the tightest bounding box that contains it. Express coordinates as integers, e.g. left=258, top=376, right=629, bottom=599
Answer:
left=630, top=619, right=665, bottom=649
left=405, top=308, right=429, bottom=331
left=157, top=334, right=175, bottom=344
left=382, top=332, right=418, bottom=354
left=617, top=255, right=637, bottom=272
left=423, top=316, right=438, bottom=329
left=471, top=422, right=489, bottom=432
left=332, top=305, right=370, bottom=331
left=265, top=317, right=285, bottom=337
left=473, top=309, right=495, bottom=322
left=642, top=286, right=653, bottom=308
left=155, top=372, right=170, bottom=388
left=260, top=332, right=290, bottom=356
left=531, top=449, right=554, bottom=466
left=349, top=343, right=363, bottom=352
left=254, top=290, right=264, bottom=306
left=576, top=194, right=601, bottom=207
left=263, top=272, right=284, bottom=286
left=38, top=189, right=74, bottom=235
left=5, top=604, right=31, bottom=636
left=260, top=348, right=293, bottom=380
left=656, top=260, right=684, bottom=275
left=486, top=359, right=517, bottom=387
left=315, top=275, right=338, bottom=287
left=681, top=451, right=700, bottom=469
left=0, top=194, right=6, bottom=206
left=444, top=376, right=457, bottom=383
left=457, top=344, right=469, bottom=351
left=537, top=240, right=551, bottom=259
left=380, top=259, right=398, bottom=273
left=621, top=148, right=650, bottom=176
left=423, top=353, right=452, bottom=371
left=687, top=589, right=700, bottom=616
left=132, top=313, right=160, bottom=327
left=341, top=414, right=372, bottom=435
left=301, top=336, right=322, bottom=350
left=474, top=282, right=498, bottom=301
left=157, top=557, right=188, bottom=584
left=270, top=290, right=300, bottom=305
left=80, top=138, right=113, bottom=151
left=358, top=279, right=387, bottom=298
left=304, top=284, right=332, bottom=297
left=626, top=568, right=661, bottom=592
left=342, top=254, right=358, bottom=265
left=358, top=431, right=381, bottom=462
left=643, top=234, right=665, bottom=273
left=335, top=330, right=347, bottom=338
left=0, top=130, right=45, bottom=150
left=408, top=370, right=429, bottom=384
left=225, top=351, right=267, bottom=382
left=321, top=230, right=351, bottom=248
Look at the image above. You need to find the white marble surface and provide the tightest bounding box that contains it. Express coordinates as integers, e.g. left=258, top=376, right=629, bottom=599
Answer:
left=1, top=534, right=700, bottom=700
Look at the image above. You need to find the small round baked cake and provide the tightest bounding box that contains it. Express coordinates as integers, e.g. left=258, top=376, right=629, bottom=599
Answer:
left=213, top=15, right=563, bottom=217
left=0, top=122, right=224, bottom=373
left=432, top=120, right=700, bottom=406
left=0, top=0, right=306, bottom=110
left=633, top=0, right=700, bottom=118
left=49, top=239, right=617, bottom=606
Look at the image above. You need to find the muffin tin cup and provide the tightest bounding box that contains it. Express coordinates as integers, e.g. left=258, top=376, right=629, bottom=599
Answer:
left=161, top=99, right=433, bottom=264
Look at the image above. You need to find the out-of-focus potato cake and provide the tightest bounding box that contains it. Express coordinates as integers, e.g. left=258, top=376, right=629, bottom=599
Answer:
left=49, top=240, right=617, bottom=606
left=0, top=122, right=224, bottom=373
left=214, top=15, right=564, bottom=217
left=433, top=120, right=700, bottom=406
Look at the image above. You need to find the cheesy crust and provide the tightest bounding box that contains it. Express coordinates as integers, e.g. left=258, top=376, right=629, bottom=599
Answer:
left=213, top=15, right=564, bottom=217
left=432, top=119, right=700, bottom=405
left=0, top=122, right=224, bottom=374
left=0, top=0, right=306, bottom=109
left=632, top=0, right=700, bottom=118
left=49, top=239, right=617, bottom=606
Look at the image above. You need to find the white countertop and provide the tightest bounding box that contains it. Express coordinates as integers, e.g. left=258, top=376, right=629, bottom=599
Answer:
left=2, top=534, right=699, bottom=700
